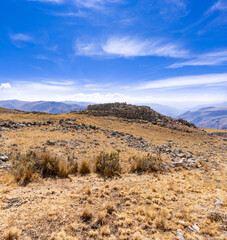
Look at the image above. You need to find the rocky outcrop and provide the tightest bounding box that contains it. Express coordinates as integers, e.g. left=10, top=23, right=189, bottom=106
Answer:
left=80, top=103, right=195, bottom=130
left=0, top=120, right=55, bottom=130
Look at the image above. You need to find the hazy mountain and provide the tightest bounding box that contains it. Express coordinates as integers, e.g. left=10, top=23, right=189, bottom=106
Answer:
left=0, top=100, right=88, bottom=114
left=145, top=103, right=181, bottom=117
left=179, top=107, right=227, bottom=129
left=63, top=101, right=94, bottom=106
left=188, top=102, right=227, bottom=112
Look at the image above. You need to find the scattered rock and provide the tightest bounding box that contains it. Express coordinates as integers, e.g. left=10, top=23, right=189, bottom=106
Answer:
left=0, top=155, right=9, bottom=161
left=176, top=229, right=185, bottom=240
left=215, top=199, right=224, bottom=206
left=46, top=140, right=56, bottom=146
left=192, top=224, right=200, bottom=232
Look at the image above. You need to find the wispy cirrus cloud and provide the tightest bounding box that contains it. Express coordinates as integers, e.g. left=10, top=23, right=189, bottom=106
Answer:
left=28, top=0, right=64, bottom=3
left=10, top=33, right=33, bottom=42
left=74, top=0, right=122, bottom=9
left=49, top=10, right=86, bottom=17
left=157, top=0, right=188, bottom=18
left=75, top=36, right=189, bottom=58
left=169, top=49, right=227, bottom=68
left=209, top=0, right=227, bottom=12
left=134, top=73, right=227, bottom=90
left=28, top=0, right=122, bottom=8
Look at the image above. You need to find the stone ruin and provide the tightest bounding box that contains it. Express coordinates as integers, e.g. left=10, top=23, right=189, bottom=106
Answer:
left=80, top=102, right=195, bottom=130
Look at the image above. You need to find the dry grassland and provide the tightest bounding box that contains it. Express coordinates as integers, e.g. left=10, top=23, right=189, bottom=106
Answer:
left=0, top=112, right=226, bottom=239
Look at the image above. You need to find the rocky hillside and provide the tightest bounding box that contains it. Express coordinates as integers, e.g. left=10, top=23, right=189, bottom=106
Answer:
left=80, top=102, right=195, bottom=131
left=179, top=107, right=227, bottom=129
left=0, top=107, right=21, bottom=114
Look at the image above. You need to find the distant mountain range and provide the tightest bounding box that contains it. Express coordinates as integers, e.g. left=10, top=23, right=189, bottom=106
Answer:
left=145, top=103, right=181, bottom=117
left=0, top=100, right=226, bottom=129
left=0, top=100, right=88, bottom=114
left=179, top=107, right=227, bottom=129
left=0, top=100, right=181, bottom=116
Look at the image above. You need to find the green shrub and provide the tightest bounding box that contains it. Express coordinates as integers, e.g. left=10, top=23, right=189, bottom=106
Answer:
left=96, top=151, right=121, bottom=177
left=130, top=153, right=163, bottom=173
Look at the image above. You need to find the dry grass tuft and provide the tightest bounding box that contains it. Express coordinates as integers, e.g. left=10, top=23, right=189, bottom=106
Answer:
left=96, top=210, right=107, bottom=225
left=95, top=151, right=121, bottom=177
left=133, top=231, right=143, bottom=240
left=103, top=201, right=116, bottom=214
left=79, top=160, right=90, bottom=175
left=81, top=206, right=93, bottom=222
left=154, top=208, right=170, bottom=231
left=9, top=151, right=70, bottom=185
left=4, top=227, right=20, bottom=240
left=130, top=153, right=163, bottom=173
left=50, top=231, right=77, bottom=240
left=101, top=225, right=111, bottom=236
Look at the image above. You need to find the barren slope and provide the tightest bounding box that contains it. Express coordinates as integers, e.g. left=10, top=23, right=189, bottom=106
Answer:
left=0, top=111, right=226, bottom=240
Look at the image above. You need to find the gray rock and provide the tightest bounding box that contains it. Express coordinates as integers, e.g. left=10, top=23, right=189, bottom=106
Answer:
left=186, top=153, right=193, bottom=159
left=0, top=163, right=11, bottom=169
left=177, top=153, right=186, bottom=158
left=172, top=159, right=184, bottom=167
left=215, top=199, right=224, bottom=206
left=0, top=155, right=8, bottom=162
left=46, top=140, right=55, bottom=146
left=178, top=220, right=185, bottom=225
left=176, top=229, right=185, bottom=240
left=192, top=224, right=200, bottom=232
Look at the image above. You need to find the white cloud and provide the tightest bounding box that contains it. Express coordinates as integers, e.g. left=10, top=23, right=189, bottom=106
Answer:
left=28, top=0, right=64, bottom=3
left=10, top=33, right=33, bottom=42
left=134, top=73, right=227, bottom=90
left=0, top=83, right=11, bottom=90
left=0, top=76, right=226, bottom=108
left=74, top=0, right=121, bottom=9
left=75, top=36, right=189, bottom=58
left=75, top=41, right=104, bottom=56
left=28, top=0, right=121, bottom=8
left=209, top=0, right=227, bottom=12
left=50, top=11, right=86, bottom=17
left=169, top=49, right=227, bottom=68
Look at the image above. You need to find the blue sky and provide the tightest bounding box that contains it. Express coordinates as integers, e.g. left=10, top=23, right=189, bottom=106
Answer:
left=0, top=0, right=227, bottom=108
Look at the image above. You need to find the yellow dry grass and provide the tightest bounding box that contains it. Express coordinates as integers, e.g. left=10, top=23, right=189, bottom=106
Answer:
left=0, top=112, right=226, bottom=239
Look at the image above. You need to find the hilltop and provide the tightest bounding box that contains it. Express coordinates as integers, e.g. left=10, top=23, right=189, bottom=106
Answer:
left=0, top=105, right=226, bottom=240
left=80, top=102, right=195, bottom=131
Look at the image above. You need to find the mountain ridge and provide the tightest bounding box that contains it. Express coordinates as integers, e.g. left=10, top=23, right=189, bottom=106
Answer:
left=179, top=107, right=227, bottom=129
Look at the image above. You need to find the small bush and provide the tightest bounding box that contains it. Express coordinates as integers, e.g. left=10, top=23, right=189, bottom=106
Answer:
left=9, top=151, right=70, bottom=185
left=130, top=153, right=163, bottom=173
left=79, top=160, right=90, bottom=175
left=96, top=151, right=121, bottom=177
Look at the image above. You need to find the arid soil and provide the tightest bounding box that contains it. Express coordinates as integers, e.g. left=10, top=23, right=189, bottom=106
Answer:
left=0, top=111, right=226, bottom=240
